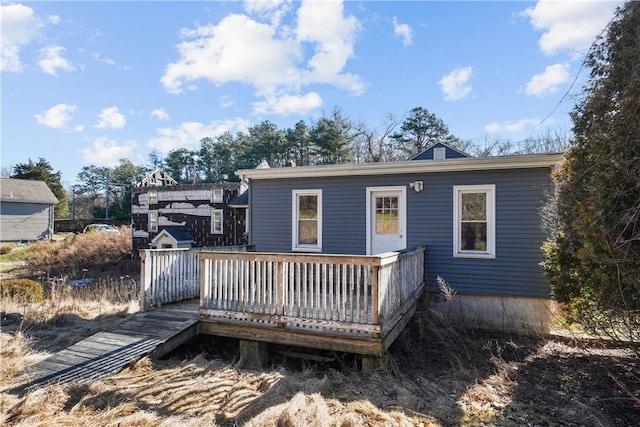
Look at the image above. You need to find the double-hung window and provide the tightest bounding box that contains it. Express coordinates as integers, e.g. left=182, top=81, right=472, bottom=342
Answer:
left=292, top=190, right=322, bottom=252
left=211, top=209, right=223, bottom=234
left=148, top=211, right=158, bottom=233
left=453, top=185, right=495, bottom=258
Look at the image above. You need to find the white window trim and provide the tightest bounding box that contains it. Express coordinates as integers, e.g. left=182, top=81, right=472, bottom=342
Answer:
left=453, top=185, right=495, bottom=259
left=434, top=147, right=446, bottom=160
left=211, top=188, right=223, bottom=203
left=148, top=210, right=158, bottom=233
left=292, top=189, right=322, bottom=252
left=211, top=209, right=223, bottom=234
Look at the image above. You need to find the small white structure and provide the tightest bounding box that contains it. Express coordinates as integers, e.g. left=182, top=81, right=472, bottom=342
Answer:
left=150, top=227, right=193, bottom=249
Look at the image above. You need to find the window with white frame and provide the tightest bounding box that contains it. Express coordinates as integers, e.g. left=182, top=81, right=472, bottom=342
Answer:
left=211, top=188, right=223, bottom=203
left=453, top=185, right=495, bottom=258
left=148, top=190, right=157, bottom=205
left=148, top=211, right=158, bottom=232
left=211, top=209, right=223, bottom=234
left=292, top=190, right=322, bottom=252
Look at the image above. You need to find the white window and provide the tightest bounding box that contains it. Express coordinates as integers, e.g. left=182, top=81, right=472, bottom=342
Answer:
left=149, top=190, right=157, bottom=205
left=292, top=190, right=322, bottom=252
left=211, top=209, right=223, bottom=234
left=453, top=185, right=495, bottom=259
left=148, top=211, right=158, bottom=232
left=211, top=188, right=223, bottom=203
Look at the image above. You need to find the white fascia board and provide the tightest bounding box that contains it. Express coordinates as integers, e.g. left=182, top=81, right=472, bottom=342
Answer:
left=235, top=153, right=563, bottom=180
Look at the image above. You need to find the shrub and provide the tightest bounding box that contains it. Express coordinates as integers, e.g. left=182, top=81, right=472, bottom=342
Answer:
left=0, top=245, right=12, bottom=255
left=0, top=278, right=44, bottom=303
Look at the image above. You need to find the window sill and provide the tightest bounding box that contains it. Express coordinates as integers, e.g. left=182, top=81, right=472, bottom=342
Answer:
left=454, top=252, right=495, bottom=260
left=292, top=246, right=322, bottom=253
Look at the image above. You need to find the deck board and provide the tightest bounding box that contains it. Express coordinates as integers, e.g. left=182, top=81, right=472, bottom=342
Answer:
left=10, top=299, right=199, bottom=395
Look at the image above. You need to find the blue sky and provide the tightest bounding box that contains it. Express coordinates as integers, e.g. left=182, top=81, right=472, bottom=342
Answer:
left=1, top=0, right=622, bottom=186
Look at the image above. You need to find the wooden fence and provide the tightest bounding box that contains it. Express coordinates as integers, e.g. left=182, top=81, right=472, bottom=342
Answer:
left=139, top=245, right=254, bottom=310
left=199, top=246, right=426, bottom=336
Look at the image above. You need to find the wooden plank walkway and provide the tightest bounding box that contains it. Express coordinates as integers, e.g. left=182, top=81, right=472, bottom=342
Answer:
left=10, top=299, right=199, bottom=395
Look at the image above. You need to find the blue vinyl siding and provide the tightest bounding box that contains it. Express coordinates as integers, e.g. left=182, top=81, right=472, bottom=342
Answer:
left=249, top=167, right=554, bottom=299
left=411, top=143, right=470, bottom=160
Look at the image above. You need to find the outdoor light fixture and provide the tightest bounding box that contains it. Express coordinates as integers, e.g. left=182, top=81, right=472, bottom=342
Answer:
left=409, top=181, right=424, bottom=192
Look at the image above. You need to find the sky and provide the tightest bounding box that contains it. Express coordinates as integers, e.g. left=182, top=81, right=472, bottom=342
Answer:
left=1, top=0, right=623, bottom=186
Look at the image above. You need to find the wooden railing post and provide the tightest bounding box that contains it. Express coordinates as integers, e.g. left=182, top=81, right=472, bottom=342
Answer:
left=275, top=260, right=284, bottom=319
left=139, top=250, right=148, bottom=311
left=371, top=264, right=380, bottom=325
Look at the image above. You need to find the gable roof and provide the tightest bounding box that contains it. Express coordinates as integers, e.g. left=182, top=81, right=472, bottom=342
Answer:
left=235, top=153, right=563, bottom=180
left=151, top=226, right=194, bottom=245
left=0, top=178, right=59, bottom=204
left=409, top=142, right=471, bottom=161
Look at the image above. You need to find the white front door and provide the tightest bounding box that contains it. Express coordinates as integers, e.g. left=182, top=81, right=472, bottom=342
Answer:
left=367, top=187, right=406, bottom=255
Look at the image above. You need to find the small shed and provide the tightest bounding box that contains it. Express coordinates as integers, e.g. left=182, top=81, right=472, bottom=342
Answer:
left=150, top=227, right=194, bottom=249
left=0, top=178, right=59, bottom=242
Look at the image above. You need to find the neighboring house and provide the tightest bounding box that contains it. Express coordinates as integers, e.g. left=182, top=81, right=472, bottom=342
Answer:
left=235, top=150, right=563, bottom=333
left=131, top=181, right=248, bottom=254
left=0, top=178, right=59, bottom=242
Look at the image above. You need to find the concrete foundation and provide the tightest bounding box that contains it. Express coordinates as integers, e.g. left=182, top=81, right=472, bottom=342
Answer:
left=428, top=293, right=551, bottom=335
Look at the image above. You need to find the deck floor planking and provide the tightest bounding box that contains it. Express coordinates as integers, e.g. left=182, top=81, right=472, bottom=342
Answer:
left=9, top=299, right=199, bottom=395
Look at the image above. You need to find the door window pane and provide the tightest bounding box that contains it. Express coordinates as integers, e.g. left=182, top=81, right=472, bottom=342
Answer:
left=376, top=196, right=399, bottom=233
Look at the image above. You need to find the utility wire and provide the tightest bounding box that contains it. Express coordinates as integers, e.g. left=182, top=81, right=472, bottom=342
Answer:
left=538, top=6, right=624, bottom=127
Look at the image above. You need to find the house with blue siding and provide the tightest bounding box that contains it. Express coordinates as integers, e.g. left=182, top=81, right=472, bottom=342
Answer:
left=235, top=151, right=562, bottom=334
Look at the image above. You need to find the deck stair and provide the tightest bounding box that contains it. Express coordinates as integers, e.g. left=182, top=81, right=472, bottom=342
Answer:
left=10, top=300, right=199, bottom=394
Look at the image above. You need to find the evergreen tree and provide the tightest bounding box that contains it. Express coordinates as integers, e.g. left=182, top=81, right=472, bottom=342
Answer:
left=309, top=108, right=353, bottom=164
left=541, top=2, right=640, bottom=343
left=11, top=158, right=69, bottom=218
left=391, top=106, right=459, bottom=158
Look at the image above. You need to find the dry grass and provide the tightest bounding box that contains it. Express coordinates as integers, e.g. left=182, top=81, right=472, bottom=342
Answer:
left=24, top=227, right=134, bottom=278
left=2, top=295, right=638, bottom=426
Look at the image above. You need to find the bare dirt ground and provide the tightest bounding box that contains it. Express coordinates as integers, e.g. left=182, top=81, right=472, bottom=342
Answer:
left=1, top=247, right=638, bottom=426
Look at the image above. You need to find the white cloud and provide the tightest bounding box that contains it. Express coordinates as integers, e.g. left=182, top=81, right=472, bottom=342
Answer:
left=523, top=0, right=620, bottom=56
left=96, top=107, right=126, bottom=129
left=81, top=138, right=144, bottom=166
left=1, top=3, right=42, bottom=72
left=253, top=91, right=322, bottom=115
left=38, top=45, right=76, bottom=76
left=439, top=66, right=473, bottom=101
left=484, top=118, right=550, bottom=134
left=161, top=0, right=363, bottom=115
left=525, top=62, right=570, bottom=96
left=147, top=118, right=251, bottom=152
left=35, top=103, right=78, bottom=129
left=48, top=15, right=61, bottom=25
left=91, top=51, right=131, bottom=70
left=220, top=95, right=235, bottom=108
left=244, top=0, right=291, bottom=27
left=151, top=108, right=170, bottom=121
left=296, top=0, right=364, bottom=93
left=392, top=16, right=412, bottom=46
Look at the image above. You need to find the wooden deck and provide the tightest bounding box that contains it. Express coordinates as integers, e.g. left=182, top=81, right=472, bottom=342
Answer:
left=10, top=246, right=425, bottom=393
left=11, top=300, right=199, bottom=395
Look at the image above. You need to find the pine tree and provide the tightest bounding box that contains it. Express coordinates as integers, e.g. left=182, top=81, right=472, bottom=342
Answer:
left=542, top=2, right=640, bottom=343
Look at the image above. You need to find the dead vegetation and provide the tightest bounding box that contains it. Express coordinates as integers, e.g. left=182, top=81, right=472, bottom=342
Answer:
left=1, top=236, right=638, bottom=426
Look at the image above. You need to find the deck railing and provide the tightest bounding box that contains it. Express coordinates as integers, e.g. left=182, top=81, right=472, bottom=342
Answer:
left=199, top=246, right=425, bottom=336
left=139, top=245, right=254, bottom=311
